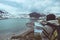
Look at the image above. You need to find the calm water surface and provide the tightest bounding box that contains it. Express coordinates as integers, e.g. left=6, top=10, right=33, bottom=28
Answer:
left=0, top=18, right=30, bottom=34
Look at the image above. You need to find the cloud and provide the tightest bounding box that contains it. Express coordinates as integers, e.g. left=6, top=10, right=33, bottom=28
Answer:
left=44, top=6, right=60, bottom=13
left=5, top=0, right=27, bottom=3
left=0, top=3, right=19, bottom=15
left=0, top=0, right=60, bottom=14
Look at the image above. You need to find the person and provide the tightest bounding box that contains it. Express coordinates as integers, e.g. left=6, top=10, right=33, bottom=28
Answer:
left=41, top=14, right=57, bottom=40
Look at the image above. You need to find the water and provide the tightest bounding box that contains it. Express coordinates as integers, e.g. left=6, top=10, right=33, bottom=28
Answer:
left=0, top=18, right=30, bottom=34
left=0, top=18, right=30, bottom=40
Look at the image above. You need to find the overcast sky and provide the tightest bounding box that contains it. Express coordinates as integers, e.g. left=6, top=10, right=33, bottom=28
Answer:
left=0, top=0, right=60, bottom=15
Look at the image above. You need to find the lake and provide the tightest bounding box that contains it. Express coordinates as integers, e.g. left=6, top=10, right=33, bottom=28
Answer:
left=0, top=18, right=30, bottom=40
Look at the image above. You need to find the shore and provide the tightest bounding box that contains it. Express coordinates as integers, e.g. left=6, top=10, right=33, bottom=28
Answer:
left=0, top=27, right=33, bottom=40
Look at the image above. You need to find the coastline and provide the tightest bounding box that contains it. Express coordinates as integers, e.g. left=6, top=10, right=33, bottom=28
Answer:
left=0, top=27, right=33, bottom=40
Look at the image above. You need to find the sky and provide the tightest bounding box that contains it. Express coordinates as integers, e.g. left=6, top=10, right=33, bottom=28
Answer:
left=0, top=0, right=60, bottom=15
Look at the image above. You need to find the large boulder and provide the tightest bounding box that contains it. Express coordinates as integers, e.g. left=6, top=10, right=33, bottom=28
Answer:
left=29, top=12, right=41, bottom=19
